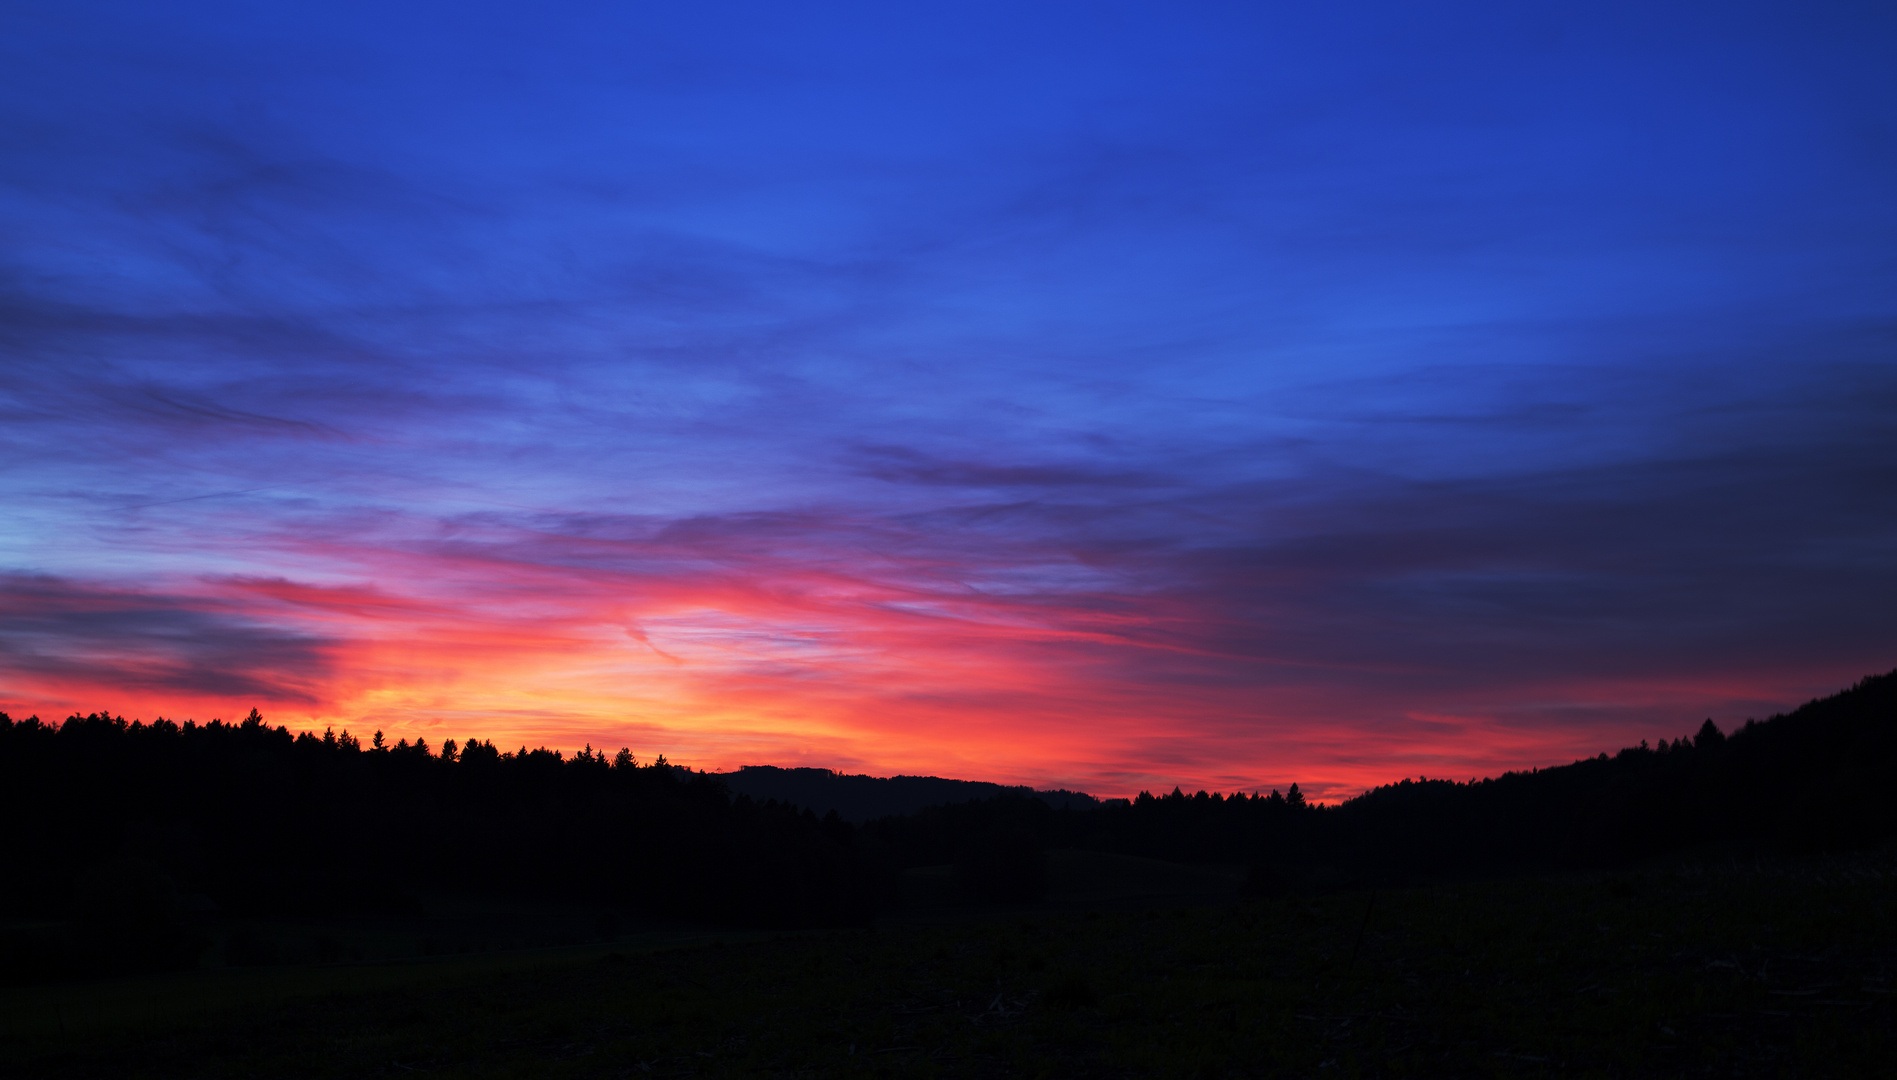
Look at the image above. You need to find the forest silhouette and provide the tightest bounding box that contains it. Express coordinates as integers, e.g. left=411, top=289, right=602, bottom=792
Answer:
left=2, top=668, right=1892, bottom=983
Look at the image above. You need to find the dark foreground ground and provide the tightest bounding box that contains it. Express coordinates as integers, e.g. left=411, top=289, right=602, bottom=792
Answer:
left=4, top=849, right=1893, bottom=1079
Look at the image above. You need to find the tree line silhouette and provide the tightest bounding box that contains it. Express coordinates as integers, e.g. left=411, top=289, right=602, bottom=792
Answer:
left=2, top=668, right=1892, bottom=980
left=0, top=712, right=884, bottom=980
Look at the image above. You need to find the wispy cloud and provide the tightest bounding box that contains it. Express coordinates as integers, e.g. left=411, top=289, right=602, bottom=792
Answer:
left=2, top=3, right=1893, bottom=796
left=0, top=574, right=338, bottom=705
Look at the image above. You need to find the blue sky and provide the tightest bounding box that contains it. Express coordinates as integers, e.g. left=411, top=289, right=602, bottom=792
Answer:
left=2, top=1, right=1894, bottom=795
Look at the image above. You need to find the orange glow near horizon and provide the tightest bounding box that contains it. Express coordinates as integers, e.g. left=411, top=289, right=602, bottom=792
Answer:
left=2, top=519, right=1876, bottom=803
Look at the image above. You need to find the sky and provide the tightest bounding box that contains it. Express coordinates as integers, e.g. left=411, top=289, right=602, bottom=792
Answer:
left=2, top=2, right=1894, bottom=800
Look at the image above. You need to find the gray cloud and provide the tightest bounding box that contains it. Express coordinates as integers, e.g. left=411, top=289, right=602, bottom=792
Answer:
left=0, top=574, right=338, bottom=704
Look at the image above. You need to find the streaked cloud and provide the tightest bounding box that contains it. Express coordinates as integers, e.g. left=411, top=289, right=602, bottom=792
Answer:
left=2, top=2, right=1893, bottom=797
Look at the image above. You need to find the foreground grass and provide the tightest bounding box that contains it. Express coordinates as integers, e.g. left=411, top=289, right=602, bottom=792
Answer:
left=5, top=852, right=1894, bottom=1078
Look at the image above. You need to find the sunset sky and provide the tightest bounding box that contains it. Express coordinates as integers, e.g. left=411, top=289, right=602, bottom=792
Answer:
left=3, top=2, right=1894, bottom=800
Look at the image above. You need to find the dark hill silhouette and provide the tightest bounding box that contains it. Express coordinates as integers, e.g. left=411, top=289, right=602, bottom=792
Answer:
left=709, top=765, right=1100, bottom=823
left=1293, top=666, right=1897, bottom=879
left=873, top=667, right=1897, bottom=891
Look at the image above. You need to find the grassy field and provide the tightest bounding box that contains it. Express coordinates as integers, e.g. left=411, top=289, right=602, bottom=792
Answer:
left=4, top=849, right=1893, bottom=1078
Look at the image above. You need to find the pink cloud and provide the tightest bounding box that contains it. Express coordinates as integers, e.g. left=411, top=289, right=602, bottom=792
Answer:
left=6, top=489, right=1878, bottom=803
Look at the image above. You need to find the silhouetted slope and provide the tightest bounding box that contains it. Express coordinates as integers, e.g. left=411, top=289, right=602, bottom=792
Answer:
left=1322, top=666, right=1897, bottom=874
left=712, top=765, right=1099, bottom=823
left=1033, top=668, right=1897, bottom=879
left=855, top=669, right=1897, bottom=889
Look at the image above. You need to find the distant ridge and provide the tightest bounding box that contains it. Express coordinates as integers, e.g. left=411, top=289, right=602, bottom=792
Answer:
left=708, top=765, right=1101, bottom=822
